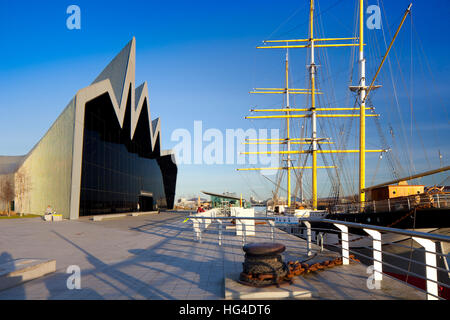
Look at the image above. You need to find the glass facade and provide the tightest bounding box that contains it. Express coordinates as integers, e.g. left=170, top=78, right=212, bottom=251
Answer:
left=209, top=195, right=250, bottom=209
left=79, top=91, right=170, bottom=216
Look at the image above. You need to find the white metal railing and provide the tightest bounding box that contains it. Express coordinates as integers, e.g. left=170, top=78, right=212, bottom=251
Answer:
left=188, top=214, right=450, bottom=300
left=330, top=193, right=450, bottom=214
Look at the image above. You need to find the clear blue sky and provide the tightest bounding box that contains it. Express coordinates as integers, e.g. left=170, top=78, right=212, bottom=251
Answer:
left=1, top=0, right=449, bottom=201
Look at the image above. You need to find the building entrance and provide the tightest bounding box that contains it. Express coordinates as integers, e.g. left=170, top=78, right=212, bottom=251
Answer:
left=138, top=195, right=153, bottom=212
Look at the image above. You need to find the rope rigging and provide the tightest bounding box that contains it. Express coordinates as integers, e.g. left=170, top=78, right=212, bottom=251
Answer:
left=239, top=0, right=447, bottom=209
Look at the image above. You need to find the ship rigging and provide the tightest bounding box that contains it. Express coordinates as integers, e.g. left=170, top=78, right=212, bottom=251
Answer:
left=237, top=0, right=448, bottom=217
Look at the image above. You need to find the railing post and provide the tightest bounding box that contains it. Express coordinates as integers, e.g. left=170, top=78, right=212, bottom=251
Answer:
left=269, top=220, right=275, bottom=242
left=407, top=197, right=411, bottom=210
left=192, top=218, right=200, bottom=242
left=388, top=199, right=391, bottom=212
left=412, top=237, right=439, bottom=300
left=363, top=229, right=383, bottom=281
left=436, top=194, right=440, bottom=208
left=218, top=220, right=222, bottom=246
left=242, top=221, right=246, bottom=245
left=304, top=221, right=312, bottom=256
left=244, top=222, right=247, bottom=244
left=333, top=224, right=349, bottom=265
left=373, top=201, right=376, bottom=213
left=317, top=232, right=324, bottom=252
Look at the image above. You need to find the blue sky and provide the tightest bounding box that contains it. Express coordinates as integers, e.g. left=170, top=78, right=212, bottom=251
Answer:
left=0, top=0, right=449, bottom=201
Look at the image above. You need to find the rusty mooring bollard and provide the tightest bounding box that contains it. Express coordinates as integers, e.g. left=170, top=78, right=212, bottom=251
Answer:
left=239, top=242, right=288, bottom=287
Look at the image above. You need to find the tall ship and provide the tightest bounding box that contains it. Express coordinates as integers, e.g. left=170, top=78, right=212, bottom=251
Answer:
left=237, top=0, right=449, bottom=230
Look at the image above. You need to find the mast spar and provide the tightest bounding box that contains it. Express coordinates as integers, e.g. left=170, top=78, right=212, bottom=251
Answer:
left=237, top=0, right=403, bottom=211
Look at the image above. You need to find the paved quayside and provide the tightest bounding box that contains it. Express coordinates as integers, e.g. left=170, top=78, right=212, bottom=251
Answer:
left=0, top=211, right=425, bottom=299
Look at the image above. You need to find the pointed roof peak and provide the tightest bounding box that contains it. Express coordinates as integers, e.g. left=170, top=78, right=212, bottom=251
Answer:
left=92, top=38, right=136, bottom=104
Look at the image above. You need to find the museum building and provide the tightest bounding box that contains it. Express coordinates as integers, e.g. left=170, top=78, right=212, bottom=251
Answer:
left=0, top=38, right=177, bottom=219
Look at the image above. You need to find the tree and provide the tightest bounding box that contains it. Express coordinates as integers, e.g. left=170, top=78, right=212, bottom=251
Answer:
left=0, top=179, right=15, bottom=216
left=15, top=168, right=32, bottom=215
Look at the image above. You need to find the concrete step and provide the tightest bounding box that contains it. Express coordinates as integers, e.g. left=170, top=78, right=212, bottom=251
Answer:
left=92, top=214, right=127, bottom=221
left=224, top=273, right=312, bottom=299
left=0, top=259, right=56, bottom=291
left=92, top=211, right=160, bottom=221
left=131, top=211, right=158, bottom=217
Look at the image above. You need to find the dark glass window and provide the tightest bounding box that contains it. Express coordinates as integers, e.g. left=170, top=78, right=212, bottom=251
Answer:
left=79, top=91, right=168, bottom=216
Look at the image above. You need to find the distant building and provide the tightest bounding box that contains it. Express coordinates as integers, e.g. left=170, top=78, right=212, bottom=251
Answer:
left=250, top=196, right=264, bottom=205
left=370, top=184, right=424, bottom=201
left=0, top=38, right=177, bottom=219
left=201, top=190, right=250, bottom=208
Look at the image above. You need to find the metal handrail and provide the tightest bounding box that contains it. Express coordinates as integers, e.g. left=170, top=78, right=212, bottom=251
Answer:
left=342, top=246, right=450, bottom=289
left=318, top=218, right=450, bottom=242
left=286, top=224, right=450, bottom=261
left=189, top=215, right=450, bottom=243
left=189, top=214, right=450, bottom=300
left=331, top=193, right=450, bottom=213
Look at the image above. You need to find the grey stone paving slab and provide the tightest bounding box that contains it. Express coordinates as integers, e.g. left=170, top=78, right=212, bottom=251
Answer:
left=0, top=212, right=428, bottom=300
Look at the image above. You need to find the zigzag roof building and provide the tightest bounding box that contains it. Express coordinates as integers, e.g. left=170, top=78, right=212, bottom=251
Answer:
left=0, top=38, right=177, bottom=219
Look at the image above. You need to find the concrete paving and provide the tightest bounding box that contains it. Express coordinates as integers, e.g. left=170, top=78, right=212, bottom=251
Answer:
left=0, top=211, right=426, bottom=300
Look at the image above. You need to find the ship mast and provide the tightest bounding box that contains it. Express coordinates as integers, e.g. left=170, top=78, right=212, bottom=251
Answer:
left=358, top=0, right=367, bottom=208
left=358, top=1, right=413, bottom=209
left=309, top=0, right=318, bottom=210
left=239, top=0, right=387, bottom=211
left=285, top=49, right=292, bottom=208
left=238, top=49, right=297, bottom=208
